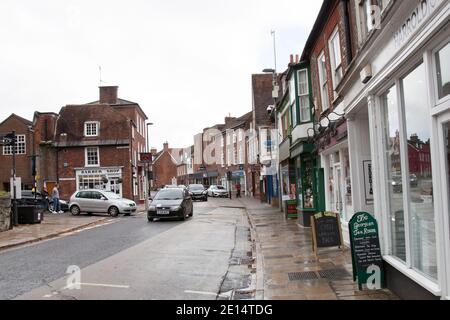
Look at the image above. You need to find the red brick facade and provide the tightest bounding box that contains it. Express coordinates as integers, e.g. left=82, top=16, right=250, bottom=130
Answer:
left=152, top=143, right=179, bottom=189
left=0, top=114, right=34, bottom=191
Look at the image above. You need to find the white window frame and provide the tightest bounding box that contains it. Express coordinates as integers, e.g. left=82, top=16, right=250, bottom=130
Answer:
left=375, top=58, right=442, bottom=296
left=3, top=134, right=26, bottom=155
left=432, top=38, right=450, bottom=107
left=317, top=51, right=330, bottom=112
left=85, top=147, right=100, bottom=167
left=84, top=121, right=100, bottom=137
left=298, top=69, right=311, bottom=123
left=328, top=27, right=343, bottom=90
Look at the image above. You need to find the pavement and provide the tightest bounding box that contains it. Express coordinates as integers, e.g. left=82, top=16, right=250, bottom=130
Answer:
left=237, top=196, right=399, bottom=300
left=0, top=204, right=146, bottom=252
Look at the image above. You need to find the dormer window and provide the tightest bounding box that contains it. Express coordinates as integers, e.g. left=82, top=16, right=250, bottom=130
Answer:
left=85, top=121, right=99, bottom=137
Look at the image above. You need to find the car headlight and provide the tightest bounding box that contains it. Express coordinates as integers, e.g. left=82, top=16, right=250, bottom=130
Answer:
left=170, top=206, right=182, bottom=211
left=149, top=206, right=156, bottom=211
left=203, top=191, right=207, bottom=195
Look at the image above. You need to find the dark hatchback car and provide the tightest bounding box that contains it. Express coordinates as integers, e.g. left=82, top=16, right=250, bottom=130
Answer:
left=18, top=191, right=69, bottom=212
left=148, top=188, right=193, bottom=222
left=188, top=184, right=208, bottom=202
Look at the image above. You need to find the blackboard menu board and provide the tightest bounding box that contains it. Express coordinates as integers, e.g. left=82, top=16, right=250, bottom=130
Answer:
left=311, top=212, right=343, bottom=257
left=349, top=212, right=384, bottom=290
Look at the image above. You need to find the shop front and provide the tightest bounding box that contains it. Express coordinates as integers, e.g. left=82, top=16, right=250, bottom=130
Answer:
left=341, top=0, right=450, bottom=299
left=75, top=167, right=123, bottom=197
left=291, top=142, right=325, bottom=227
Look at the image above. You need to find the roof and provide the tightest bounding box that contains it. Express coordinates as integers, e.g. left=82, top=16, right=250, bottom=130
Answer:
left=87, top=98, right=148, bottom=120
left=301, top=0, right=336, bottom=61
left=0, top=113, right=32, bottom=127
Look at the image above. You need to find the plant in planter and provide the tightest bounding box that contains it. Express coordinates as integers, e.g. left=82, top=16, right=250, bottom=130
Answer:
left=0, top=192, right=11, bottom=232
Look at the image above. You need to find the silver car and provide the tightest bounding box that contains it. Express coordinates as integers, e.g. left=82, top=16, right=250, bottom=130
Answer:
left=69, top=190, right=137, bottom=217
left=207, top=185, right=229, bottom=198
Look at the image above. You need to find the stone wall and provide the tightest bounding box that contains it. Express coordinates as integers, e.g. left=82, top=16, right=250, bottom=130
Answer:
left=0, top=196, right=11, bottom=232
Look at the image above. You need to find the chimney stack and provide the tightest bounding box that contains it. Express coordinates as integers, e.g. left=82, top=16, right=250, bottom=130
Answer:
left=163, top=142, right=169, bottom=151
left=99, top=86, right=119, bottom=104
left=290, top=54, right=294, bottom=64
left=295, top=54, right=299, bottom=63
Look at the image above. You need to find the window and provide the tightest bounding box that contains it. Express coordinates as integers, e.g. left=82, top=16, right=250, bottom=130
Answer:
left=382, top=62, right=437, bottom=281
left=281, top=110, right=290, bottom=140
left=291, top=103, right=297, bottom=128
left=85, top=147, right=100, bottom=167
left=85, top=122, right=99, bottom=137
left=317, top=51, right=329, bottom=112
left=239, top=145, right=244, bottom=165
left=298, top=69, right=311, bottom=122
left=329, top=27, right=343, bottom=88
left=436, top=41, right=450, bottom=100
left=3, top=134, right=26, bottom=155
left=233, top=132, right=237, bottom=144
left=238, top=130, right=243, bottom=142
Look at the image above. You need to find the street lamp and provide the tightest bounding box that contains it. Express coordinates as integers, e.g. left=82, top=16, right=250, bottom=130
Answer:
left=145, top=122, right=154, bottom=211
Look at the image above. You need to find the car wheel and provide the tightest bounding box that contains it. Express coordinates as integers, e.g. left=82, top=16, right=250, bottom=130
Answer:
left=124, top=213, right=131, bottom=217
left=70, top=205, right=81, bottom=216
left=148, top=217, right=154, bottom=222
left=108, top=206, right=119, bottom=217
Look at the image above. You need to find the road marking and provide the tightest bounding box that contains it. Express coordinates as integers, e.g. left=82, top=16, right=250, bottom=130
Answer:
left=184, top=290, right=231, bottom=299
left=63, top=282, right=130, bottom=290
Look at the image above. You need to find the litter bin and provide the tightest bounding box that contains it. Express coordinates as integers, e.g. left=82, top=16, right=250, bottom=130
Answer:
left=18, top=205, right=44, bottom=224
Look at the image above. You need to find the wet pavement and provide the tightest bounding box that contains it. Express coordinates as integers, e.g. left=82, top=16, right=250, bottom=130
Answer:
left=237, top=197, right=399, bottom=300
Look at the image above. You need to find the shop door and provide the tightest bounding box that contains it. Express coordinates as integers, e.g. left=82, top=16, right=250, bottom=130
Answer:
left=109, top=178, right=122, bottom=197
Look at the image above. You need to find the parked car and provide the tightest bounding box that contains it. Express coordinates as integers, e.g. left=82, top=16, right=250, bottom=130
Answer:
left=148, top=188, right=193, bottom=222
left=188, top=184, right=208, bottom=201
left=19, top=191, right=69, bottom=212
left=69, top=190, right=137, bottom=217
left=207, top=185, right=228, bottom=198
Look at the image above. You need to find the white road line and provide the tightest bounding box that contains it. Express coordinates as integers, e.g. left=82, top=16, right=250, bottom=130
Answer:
left=63, top=282, right=130, bottom=290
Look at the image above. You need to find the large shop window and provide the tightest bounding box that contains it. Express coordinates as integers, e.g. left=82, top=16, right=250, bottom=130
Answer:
left=382, top=62, right=437, bottom=281
left=436, top=41, right=450, bottom=100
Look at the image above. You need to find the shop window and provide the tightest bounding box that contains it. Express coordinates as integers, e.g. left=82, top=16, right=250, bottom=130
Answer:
left=436, top=41, right=450, bottom=100
left=402, top=63, right=437, bottom=280
left=343, top=149, right=352, bottom=213
left=382, top=84, right=407, bottom=262
left=298, top=69, right=311, bottom=123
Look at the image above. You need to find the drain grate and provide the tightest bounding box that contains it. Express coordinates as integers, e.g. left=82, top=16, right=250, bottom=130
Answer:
left=318, top=268, right=351, bottom=280
left=288, top=271, right=319, bottom=281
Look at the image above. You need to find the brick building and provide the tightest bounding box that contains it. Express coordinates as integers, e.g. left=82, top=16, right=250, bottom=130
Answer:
left=152, top=142, right=181, bottom=189
left=0, top=114, right=34, bottom=191
left=33, top=86, right=149, bottom=202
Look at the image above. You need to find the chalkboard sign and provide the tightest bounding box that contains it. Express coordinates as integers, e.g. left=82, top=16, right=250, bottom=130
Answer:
left=311, top=212, right=344, bottom=258
left=286, top=200, right=298, bottom=218
left=349, top=212, right=384, bottom=290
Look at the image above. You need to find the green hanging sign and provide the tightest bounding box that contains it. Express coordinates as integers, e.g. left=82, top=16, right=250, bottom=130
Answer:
left=349, top=212, right=385, bottom=290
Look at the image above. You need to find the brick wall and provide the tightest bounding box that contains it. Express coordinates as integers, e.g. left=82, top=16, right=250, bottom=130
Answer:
left=0, top=115, right=33, bottom=191
left=153, top=150, right=178, bottom=188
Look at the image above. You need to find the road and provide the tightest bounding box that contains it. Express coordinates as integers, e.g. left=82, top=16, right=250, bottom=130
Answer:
left=0, top=199, right=252, bottom=300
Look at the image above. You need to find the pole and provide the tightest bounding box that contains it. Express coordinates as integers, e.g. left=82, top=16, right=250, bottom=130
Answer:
left=12, top=131, right=18, bottom=227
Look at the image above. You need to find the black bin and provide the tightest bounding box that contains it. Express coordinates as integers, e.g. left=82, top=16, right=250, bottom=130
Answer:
left=18, top=205, right=44, bottom=224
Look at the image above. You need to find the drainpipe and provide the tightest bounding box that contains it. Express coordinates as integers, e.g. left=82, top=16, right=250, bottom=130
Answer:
left=341, top=0, right=353, bottom=66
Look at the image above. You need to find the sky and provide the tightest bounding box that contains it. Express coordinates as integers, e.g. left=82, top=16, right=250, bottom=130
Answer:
left=0, top=0, right=322, bottom=150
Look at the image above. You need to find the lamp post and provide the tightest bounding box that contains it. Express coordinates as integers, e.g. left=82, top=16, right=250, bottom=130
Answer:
left=145, top=122, right=154, bottom=212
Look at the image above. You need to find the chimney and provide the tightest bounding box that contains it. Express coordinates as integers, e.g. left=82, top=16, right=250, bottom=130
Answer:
left=290, top=54, right=294, bottom=64
left=295, top=54, right=299, bottom=63
left=225, top=117, right=236, bottom=126
left=99, top=86, right=119, bottom=104
left=151, top=148, right=157, bottom=155
left=163, top=142, right=169, bottom=151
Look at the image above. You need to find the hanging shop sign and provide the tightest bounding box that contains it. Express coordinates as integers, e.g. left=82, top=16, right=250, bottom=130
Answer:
left=311, top=211, right=344, bottom=258
left=349, top=212, right=384, bottom=290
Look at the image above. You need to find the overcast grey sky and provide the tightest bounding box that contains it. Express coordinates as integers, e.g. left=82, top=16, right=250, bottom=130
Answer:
left=0, top=0, right=322, bottom=150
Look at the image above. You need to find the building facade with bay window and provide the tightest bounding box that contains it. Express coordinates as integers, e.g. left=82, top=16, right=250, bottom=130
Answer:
left=33, top=86, right=149, bottom=202
left=336, top=0, right=450, bottom=299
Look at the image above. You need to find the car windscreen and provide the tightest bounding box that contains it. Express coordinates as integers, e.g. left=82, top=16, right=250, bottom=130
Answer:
left=189, top=185, right=204, bottom=191
left=154, top=189, right=184, bottom=200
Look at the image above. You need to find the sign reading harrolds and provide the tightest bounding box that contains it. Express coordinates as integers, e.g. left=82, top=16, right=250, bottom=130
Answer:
left=349, top=212, right=384, bottom=290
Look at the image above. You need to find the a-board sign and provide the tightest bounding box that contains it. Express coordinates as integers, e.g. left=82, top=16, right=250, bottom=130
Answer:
left=349, top=212, right=384, bottom=290
left=286, top=200, right=298, bottom=218
left=311, top=212, right=344, bottom=258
